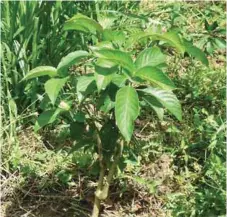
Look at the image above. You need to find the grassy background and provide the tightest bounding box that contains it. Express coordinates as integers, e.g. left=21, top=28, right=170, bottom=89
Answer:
left=1, top=1, right=226, bottom=217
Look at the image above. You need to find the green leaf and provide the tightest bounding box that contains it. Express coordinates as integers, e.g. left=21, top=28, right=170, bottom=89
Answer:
left=94, top=63, right=114, bottom=92
left=206, top=41, right=215, bottom=54
left=184, top=41, right=209, bottom=66
left=95, top=73, right=113, bottom=93
left=93, top=48, right=135, bottom=74
left=128, top=31, right=185, bottom=54
left=139, top=87, right=182, bottom=121
left=91, top=41, right=114, bottom=50
left=22, top=66, right=57, bottom=81
left=76, top=74, right=95, bottom=102
left=97, top=92, right=115, bottom=114
left=57, top=51, right=89, bottom=76
left=95, top=58, right=116, bottom=68
left=135, top=47, right=166, bottom=69
left=95, top=58, right=118, bottom=76
left=102, top=30, right=126, bottom=45
left=34, top=109, right=61, bottom=132
left=111, top=74, right=127, bottom=87
left=64, top=14, right=103, bottom=34
left=159, top=31, right=185, bottom=54
left=143, top=96, right=164, bottom=120
left=135, top=66, right=175, bottom=90
left=77, top=74, right=94, bottom=92
left=115, top=86, right=140, bottom=142
left=213, top=38, right=226, bottom=49
left=44, top=77, right=68, bottom=105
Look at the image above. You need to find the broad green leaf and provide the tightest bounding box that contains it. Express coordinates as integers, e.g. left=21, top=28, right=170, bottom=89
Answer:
left=93, top=48, right=135, bottom=74
left=64, top=14, right=103, bottom=34
left=135, top=66, right=175, bottom=90
left=94, top=60, right=115, bottom=92
left=135, top=47, right=166, bottom=69
left=139, top=87, right=182, bottom=121
left=95, top=58, right=118, bottom=75
left=214, top=38, right=226, bottom=49
left=143, top=96, right=164, bottom=120
left=34, top=109, right=61, bottom=132
left=95, top=72, right=113, bottom=92
left=57, top=51, right=89, bottom=75
left=206, top=41, right=215, bottom=54
left=184, top=41, right=209, bottom=66
left=128, top=31, right=185, bottom=53
left=102, top=30, right=126, bottom=45
left=115, top=86, right=140, bottom=142
left=77, top=74, right=94, bottom=93
left=76, top=74, right=95, bottom=102
left=22, top=66, right=57, bottom=81
left=159, top=31, right=185, bottom=54
left=95, top=58, right=117, bottom=69
left=90, top=41, right=114, bottom=50
left=111, top=74, right=127, bottom=87
left=44, top=77, right=68, bottom=105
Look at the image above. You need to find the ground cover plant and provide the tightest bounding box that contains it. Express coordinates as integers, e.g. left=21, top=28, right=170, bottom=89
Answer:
left=1, top=1, right=226, bottom=217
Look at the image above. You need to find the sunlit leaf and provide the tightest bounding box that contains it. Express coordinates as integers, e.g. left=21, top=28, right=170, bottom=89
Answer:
left=135, top=47, right=166, bottom=69
left=76, top=74, right=95, bottom=102
left=64, top=14, right=103, bottom=34
left=143, top=96, right=164, bottom=120
left=115, top=86, right=140, bottom=142
left=44, top=77, right=68, bottom=105
left=135, top=66, right=175, bottom=90
left=139, top=87, right=182, bottom=121
left=22, top=66, right=57, bottom=81
left=57, top=51, right=89, bottom=76
left=128, top=31, right=185, bottom=53
left=93, top=48, right=135, bottom=74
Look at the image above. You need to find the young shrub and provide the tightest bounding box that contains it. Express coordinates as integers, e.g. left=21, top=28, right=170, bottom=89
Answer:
left=23, top=14, right=208, bottom=217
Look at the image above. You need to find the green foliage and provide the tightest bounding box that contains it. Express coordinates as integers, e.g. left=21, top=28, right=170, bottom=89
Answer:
left=34, top=109, right=62, bottom=132
left=115, top=86, right=140, bottom=142
left=57, top=51, right=89, bottom=76
left=135, top=66, right=175, bottom=90
left=44, top=77, right=68, bottom=105
left=184, top=41, right=209, bottom=66
left=64, top=13, right=103, bottom=33
left=24, top=13, right=193, bottom=141
left=2, top=2, right=225, bottom=217
left=140, top=87, right=182, bottom=121
left=135, top=47, right=166, bottom=69
left=93, top=48, right=135, bottom=74
left=22, top=66, right=58, bottom=80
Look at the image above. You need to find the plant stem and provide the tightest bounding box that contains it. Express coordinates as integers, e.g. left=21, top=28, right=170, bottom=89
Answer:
left=91, top=130, right=105, bottom=217
left=91, top=140, right=124, bottom=217
left=103, top=140, right=124, bottom=197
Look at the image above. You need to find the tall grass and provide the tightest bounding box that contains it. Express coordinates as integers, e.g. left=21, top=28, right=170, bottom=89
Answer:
left=1, top=1, right=79, bottom=138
